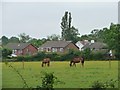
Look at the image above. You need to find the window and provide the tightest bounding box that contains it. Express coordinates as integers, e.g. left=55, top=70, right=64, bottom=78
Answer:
left=46, top=47, right=51, bottom=52
left=52, top=48, right=57, bottom=52
left=60, top=48, right=63, bottom=52
left=12, top=50, right=17, bottom=54
left=40, top=48, right=43, bottom=51
left=26, top=49, right=29, bottom=52
left=18, top=50, right=22, bottom=54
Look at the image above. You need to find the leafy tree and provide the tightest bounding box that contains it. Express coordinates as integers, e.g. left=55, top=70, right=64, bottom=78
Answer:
left=102, top=23, right=120, bottom=59
left=9, top=36, right=20, bottom=43
left=61, top=11, right=80, bottom=43
left=47, top=34, right=61, bottom=41
left=18, top=33, right=31, bottom=43
left=1, top=36, right=9, bottom=45
left=2, top=48, right=12, bottom=58
left=28, top=38, right=43, bottom=48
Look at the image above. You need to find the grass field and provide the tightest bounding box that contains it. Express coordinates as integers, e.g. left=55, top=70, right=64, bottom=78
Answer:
left=2, top=61, right=118, bottom=88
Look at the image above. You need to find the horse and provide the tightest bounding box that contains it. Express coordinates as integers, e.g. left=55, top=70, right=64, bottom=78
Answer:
left=41, top=58, right=50, bottom=67
left=70, top=56, right=84, bottom=67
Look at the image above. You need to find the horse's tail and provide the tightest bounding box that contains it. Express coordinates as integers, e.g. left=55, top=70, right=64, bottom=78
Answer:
left=70, top=61, right=72, bottom=67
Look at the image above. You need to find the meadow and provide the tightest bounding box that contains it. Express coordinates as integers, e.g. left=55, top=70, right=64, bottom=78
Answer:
left=2, top=61, right=118, bottom=88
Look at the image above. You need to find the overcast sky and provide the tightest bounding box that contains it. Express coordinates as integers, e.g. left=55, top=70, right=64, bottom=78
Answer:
left=1, top=0, right=119, bottom=39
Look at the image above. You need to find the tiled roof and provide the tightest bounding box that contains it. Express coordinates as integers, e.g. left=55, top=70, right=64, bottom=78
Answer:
left=6, top=43, right=30, bottom=50
left=82, top=42, right=107, bottom=49
left=40, top=41, right=72, bottom=48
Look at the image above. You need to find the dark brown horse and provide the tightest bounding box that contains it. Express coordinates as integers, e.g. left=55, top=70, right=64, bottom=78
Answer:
left=70, top=56, right=84, bottom=67
left=42, top=58, right=50, bottom=67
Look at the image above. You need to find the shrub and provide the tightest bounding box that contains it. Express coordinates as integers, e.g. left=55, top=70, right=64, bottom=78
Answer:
left=17, top=56, right=25, bottom=61
left=91, top=81, right=105, bottom=90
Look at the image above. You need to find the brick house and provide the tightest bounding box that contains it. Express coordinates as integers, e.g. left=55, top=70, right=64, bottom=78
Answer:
left=6, top=43, right=38, bottom=56
left=39, top=41, right=79, bottom=53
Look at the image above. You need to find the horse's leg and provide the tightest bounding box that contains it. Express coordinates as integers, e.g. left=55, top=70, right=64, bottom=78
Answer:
left=82, top=63, right=84, bottom=67
left=70, top=61, right=72, bottom=67
left=42, top=62, right=44, bottom=67
left=73, top=63, right=76, bottom=67
left=81, top=60, right=84, bottom=67
left=48, top=62, right=50, bottom=67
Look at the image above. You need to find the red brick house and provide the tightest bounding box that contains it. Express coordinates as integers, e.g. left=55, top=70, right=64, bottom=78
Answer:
left=39, top=41, right=79, bottom=53
left=6, top=43, right=38, bottom=56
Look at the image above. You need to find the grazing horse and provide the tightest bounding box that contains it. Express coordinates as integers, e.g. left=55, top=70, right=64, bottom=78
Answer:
left=70, top=56, right=84, bottom=67
left=42, top=58, right=50, bottom=67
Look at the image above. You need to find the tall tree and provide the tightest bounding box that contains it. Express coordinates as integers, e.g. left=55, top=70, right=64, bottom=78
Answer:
left=18, top=33, right=31, bottom=43
left=60, top=11, right=80, bottom=43
left=102, top=23, right=120, bottom=59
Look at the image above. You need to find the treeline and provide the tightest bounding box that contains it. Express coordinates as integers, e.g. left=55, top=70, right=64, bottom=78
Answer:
left=1, top=33, right=48, bottom=48
left=4, top=49, right=112, bottom=62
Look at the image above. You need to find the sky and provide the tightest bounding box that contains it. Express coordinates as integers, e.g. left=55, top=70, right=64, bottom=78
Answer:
left=1, top=0, right=119, bottom=39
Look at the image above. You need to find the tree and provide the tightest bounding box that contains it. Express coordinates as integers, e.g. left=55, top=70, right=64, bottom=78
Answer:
left=61, top=11, right=80, bottom=43
left=1, top=36, right=9, bottom=45
left=102, top=23, right=120, bottom=59
left=9, top=37, right=20, bottom=43
left=47, top=34, right=61, bottom=41
left=18, top=33, right=31, bottom=43
left=28, top=38, right=43, bottom=48
left=2, top=48, right=12, bottom=58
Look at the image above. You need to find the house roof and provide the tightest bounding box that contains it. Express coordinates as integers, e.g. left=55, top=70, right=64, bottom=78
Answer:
left=6, top=43, right=30, bottom=50
left=40, top=41, right=72, bottom=48
left=82, top=42, right=107, bottom=49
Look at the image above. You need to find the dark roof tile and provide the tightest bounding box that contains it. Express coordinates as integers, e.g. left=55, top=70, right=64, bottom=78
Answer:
left=6, top=43, right=30, bottom=50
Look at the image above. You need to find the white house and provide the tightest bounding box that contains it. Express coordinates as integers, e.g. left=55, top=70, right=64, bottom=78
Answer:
left=76, top=40, right=90, bottom=51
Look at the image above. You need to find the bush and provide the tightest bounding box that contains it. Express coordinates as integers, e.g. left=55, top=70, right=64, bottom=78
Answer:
left=91, top=81, right=105, bottom=90
left=17, top=56, right=25, bottom=61
left=91, top=79, right=118, bottom=89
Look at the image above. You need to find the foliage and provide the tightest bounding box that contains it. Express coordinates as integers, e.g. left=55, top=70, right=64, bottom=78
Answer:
left=61, top=11, right=80, bottom=43
left=47, top=34, right=61, bottom=41
left=2, top=48, right=12, bottom=58
left=91, top=81, right=105, bottom=90
left=28, top=38, right=44, bottom=48
left=102, top=23, right=120, bottom=59
left=41, top=72, right=57, bottom=89
left=17, top=56, right=25, bottom=61
left=1, top=36, right=9, bottom=45
left=18, top=33, right=31, bottom=43
left=15, top=50, right=112, bottom=61
left=91, top=79, right=118, bottom=89
left=9, top=37, right=20, bottom=43
left=80, top=23, right=120, bottom=59
left=82, top=48, right=92, bottom=60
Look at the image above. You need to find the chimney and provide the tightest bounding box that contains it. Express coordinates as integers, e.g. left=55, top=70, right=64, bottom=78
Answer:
left=91, top=40, right=95, bottom=43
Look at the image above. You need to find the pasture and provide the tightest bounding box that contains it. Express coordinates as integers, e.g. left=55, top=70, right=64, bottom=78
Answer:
left=2, top=61, right=118, bottom=88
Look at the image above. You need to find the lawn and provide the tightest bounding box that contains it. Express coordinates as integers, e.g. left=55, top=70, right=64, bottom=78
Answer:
left=2, top=61, right=118, bottom=88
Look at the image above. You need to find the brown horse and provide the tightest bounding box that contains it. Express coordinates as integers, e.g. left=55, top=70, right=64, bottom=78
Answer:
left=70, top=56, right=84, bottom=67
left=42, top=58, right=50, bottom=67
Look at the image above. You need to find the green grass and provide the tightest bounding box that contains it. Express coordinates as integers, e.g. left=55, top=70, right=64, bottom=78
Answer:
left=2, top=61, right=118, bottom=88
